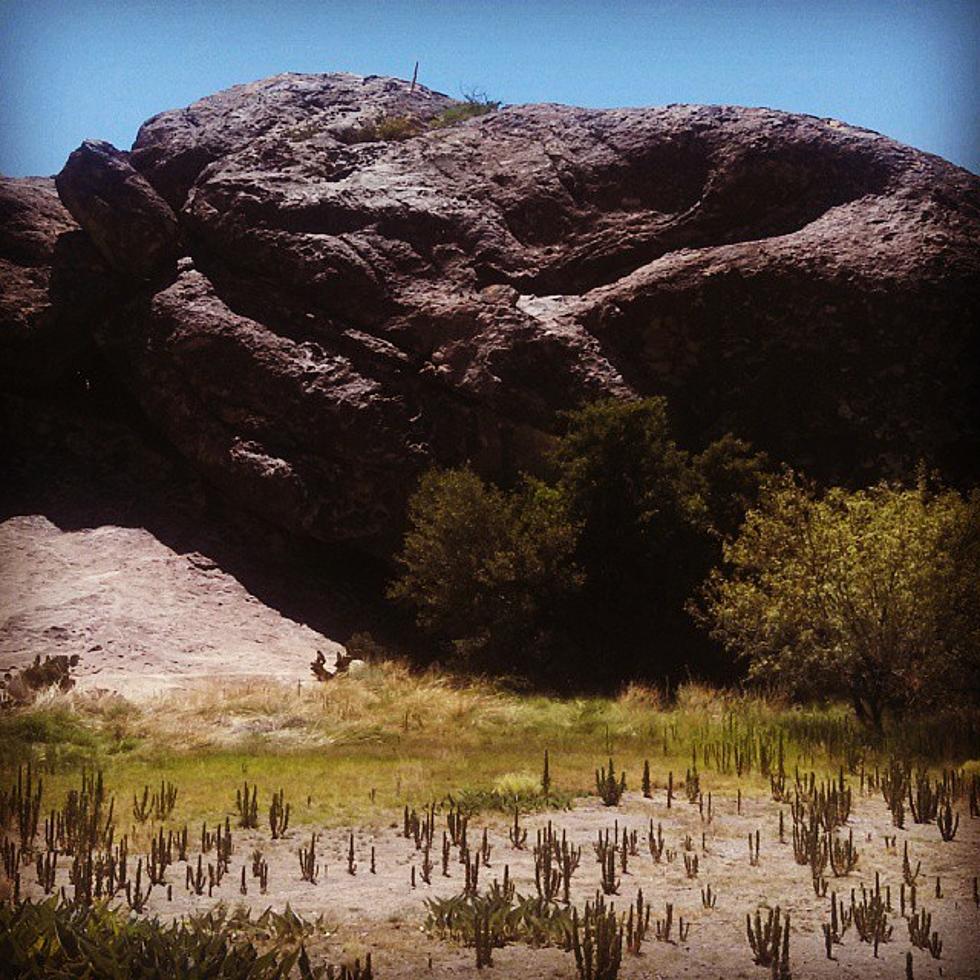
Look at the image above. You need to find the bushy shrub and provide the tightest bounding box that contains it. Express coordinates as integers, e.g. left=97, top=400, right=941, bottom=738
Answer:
left=347, top=113, right=423, bottom=143
left=696, top=474, right=980, bottom=728
left=391, top=398, right=769, bottom=684
left=0, top=897, right=326, bottom=978
left=388, top=470, right=581, bottom=673
left=430, top=97, right=499, bottom=130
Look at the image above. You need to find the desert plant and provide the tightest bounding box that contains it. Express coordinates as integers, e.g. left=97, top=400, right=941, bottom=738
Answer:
left=235, top=781, right=258, bottom=830
left=270, top=788, right=290, bottom=839
left=853, top=885, right=892, bottom=956
left=596, top=759, right=626, bottom=806
left=936, top=798, right=959, bottom=841
left=509, top=805, right=528, bottom=849
left=298, top=833, right=320, bottom=884
left=746, top=906, right=787, bottom=969
left=624, top=889, right=650, bottom=954
left=908, top=908, right=942, bottom=959
left=571, top=893, right=623, bottom=980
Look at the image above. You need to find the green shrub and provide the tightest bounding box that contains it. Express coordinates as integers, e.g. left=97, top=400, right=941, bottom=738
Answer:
left=0, top=897, right=329, bottom=978
left=697, top=474, right=980, bottom=728
left=348, top=114, right=423, bottom=143
left=390, top=397, right=769, bottom=684
left=430, top=98, right=499, bottom=129
left=389, top=469, right=581, bottom=672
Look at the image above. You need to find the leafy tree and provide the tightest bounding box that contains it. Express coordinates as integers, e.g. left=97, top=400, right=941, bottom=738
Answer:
left=692, top=433, right=771, bottom=540
left=551, top=398, right=711, bottom=679
left=696, top=474, right=980, bottom=728
left=390, top=398, right=771, bottom=685
left=388, top=468, right=581, bottom=672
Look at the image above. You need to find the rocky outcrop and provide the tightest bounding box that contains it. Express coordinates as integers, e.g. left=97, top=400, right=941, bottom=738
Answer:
left=55, top=140, right=179, bottom=281
left=5, top=73, right=979, bottom=544
left=0, top=176, right=112, bottom=391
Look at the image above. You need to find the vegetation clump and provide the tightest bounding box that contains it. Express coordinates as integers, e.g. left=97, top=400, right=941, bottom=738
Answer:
left=699, top=474, right=980, bottom=729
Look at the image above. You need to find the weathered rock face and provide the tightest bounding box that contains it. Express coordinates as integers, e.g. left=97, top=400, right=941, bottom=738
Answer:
left=55, top=140, right=179, bottom=281
left=0, top=176, right=113, bottom=391
left=6, top=73, right=980, bottom=544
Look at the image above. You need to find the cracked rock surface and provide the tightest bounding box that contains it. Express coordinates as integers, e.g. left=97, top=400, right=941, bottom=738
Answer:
left=5, top=72, right=979, bottom=544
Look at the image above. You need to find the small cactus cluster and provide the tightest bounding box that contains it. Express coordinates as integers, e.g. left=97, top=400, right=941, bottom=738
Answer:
left=595, top=759, right=626, bottom=807
left=746, top=905, right=791, bottom=978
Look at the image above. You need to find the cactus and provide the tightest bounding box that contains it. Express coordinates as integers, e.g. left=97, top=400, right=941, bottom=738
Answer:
left=647, top=820, right=665, bottom=862
left=124, top=857, right=152, bottom=913
left=684, top=765, right=700, bottom=804
left=624, top=889, right=650, bottom=954
left=542, top=750, right=551, bottom=797
left=595, top=759, right=626, bottom=807
left=599, top=845, right=620, bottom=895
left=269, top=788, right=290, bottom=839
left=571, top=893, right=623, bottom=980
left=298, top=833, right=320, bottom=884
left=35, top=849, right=57, bottom=894
left=907, top=908, right=942, bottom=959
left=748, top=830, right=760, bottom=866
left=420, top=839, right=434, bottom=885
left=746, top=905, right=786, bottom=968
left=908, top=770, right=941, bottom=824
left=828, top=829, right=859, bottom=876
left=654, top=902, right=674, bottom=942
left=641, top=760, right=651, bottom=799
left=479, top=827, right=493, bottom=868
left=534, top=835, right=561, bottom=902
left=133, top=785, right=152, bottom=824
left=936, top=799, right=959, bottom=841
left=347, top=832, right=357, bottom=876
left=683, top=853, right=699, bottom=879
left=186, top=854, right=206, bottom=895
left=236, top=781, right=259, bottom=830
left=853, top=885, right=892, bottom=955
left=152, top=779, right=178, bottom=821
left=509, top=805, right=528, bottom=849
left=701, top=883, right=717, bottom=909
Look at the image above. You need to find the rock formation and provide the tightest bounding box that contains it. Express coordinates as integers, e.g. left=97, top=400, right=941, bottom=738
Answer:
left=3, top=72, right=978, bottom=546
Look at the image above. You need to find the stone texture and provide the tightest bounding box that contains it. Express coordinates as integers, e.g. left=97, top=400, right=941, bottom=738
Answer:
left=56, top=139, right=179, bottom=281
left=5, top=73, right=979, bottom=543
left=0, top=176, right=111, bottom=390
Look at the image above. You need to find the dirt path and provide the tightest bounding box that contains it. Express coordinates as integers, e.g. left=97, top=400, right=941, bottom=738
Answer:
left=0, top=514, right=343, bottom=698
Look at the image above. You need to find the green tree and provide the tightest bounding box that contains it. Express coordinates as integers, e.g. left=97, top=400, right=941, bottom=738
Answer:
left=388, top=468, right=581, bottom=672
left=551, top=398, right=710, bottom=679
left=696, top=474, right=980, bottom=728
left=692, top=433, right=771, bottom=540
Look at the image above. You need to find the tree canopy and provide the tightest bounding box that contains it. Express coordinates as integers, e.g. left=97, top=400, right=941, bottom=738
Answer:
left=696, top=474, right=980, bottom=727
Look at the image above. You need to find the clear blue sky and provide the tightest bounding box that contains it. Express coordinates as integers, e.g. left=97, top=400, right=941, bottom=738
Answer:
left=1, top=0, right=977, bottom=177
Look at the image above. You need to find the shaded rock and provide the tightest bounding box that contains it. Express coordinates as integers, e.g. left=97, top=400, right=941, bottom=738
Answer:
left=0, top=176, right=111, bottom=390
left=55, top=139, right=179, bottom=282
left=12, top=74, right=980, bottom=546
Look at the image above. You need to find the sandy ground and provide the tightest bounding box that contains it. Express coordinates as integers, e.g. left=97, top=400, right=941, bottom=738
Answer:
left=2, top=508, right=978, bottom=977
left=0, top=514, right=343, bottom=698
left=17, top=787, right=980, bottom=979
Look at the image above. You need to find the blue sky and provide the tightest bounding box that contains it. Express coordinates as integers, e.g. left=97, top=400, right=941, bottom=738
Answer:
left=1, top=0, right=977, bottom=177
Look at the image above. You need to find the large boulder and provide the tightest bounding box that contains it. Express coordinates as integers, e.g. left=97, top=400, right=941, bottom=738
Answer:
left=8, top=73, right=980, bottom=544
left=55, top=139, right=179, bottom=282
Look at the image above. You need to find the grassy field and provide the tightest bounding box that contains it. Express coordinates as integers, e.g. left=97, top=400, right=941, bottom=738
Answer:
left=2, top=660, right=977, bottom=829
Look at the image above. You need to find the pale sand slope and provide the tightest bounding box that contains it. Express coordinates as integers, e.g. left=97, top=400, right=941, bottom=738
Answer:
left=0, top=514, right=343, bottom=698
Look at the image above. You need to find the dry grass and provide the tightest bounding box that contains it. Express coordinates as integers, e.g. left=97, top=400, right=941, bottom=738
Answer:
left=2, top=660, right=975, bottom=828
